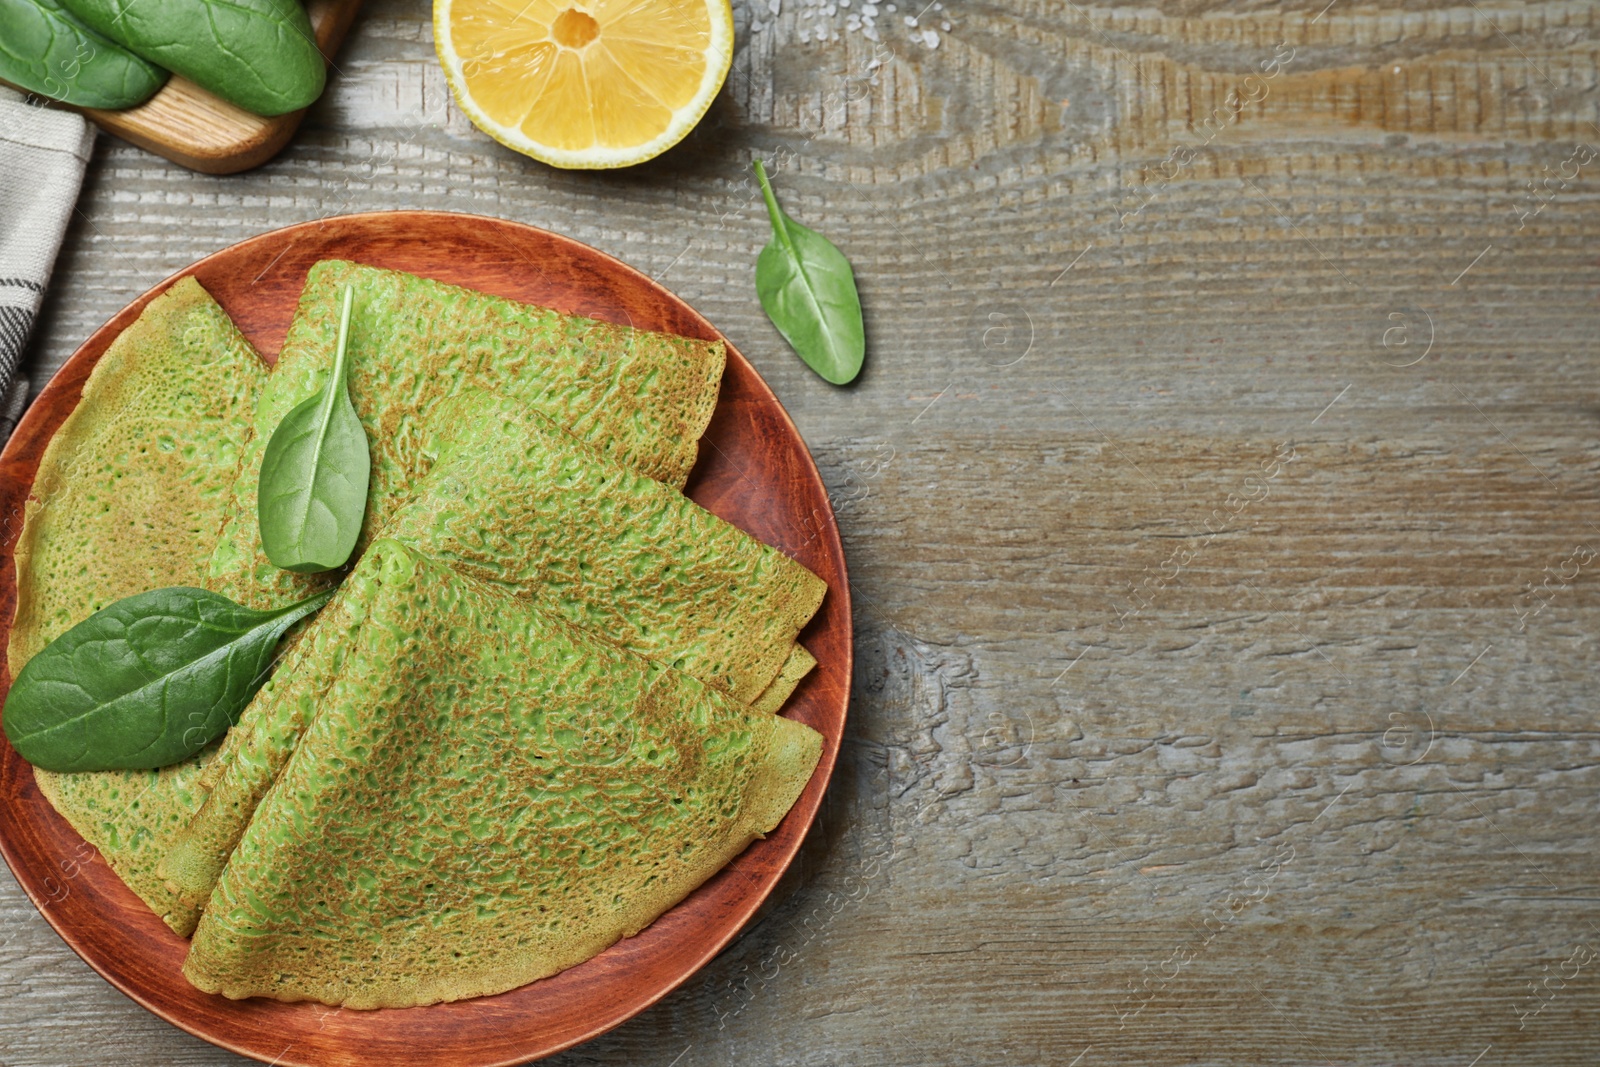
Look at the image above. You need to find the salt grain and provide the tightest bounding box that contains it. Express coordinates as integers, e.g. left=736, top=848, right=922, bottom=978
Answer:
left=766, top=0, right=946, bottom=48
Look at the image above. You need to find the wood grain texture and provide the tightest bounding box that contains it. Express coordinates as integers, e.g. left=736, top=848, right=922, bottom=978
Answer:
left=0, top=214, right=848, bottom=1066
left=4, top=0, right=1600, bottom=1064
left=79, top=0, right=364, bottom=174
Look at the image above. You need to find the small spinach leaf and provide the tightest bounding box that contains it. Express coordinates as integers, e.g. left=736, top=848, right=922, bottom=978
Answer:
left=258, top=283, right=370, bottom=574
left=752, top=159, right=866, bottom=385
left=3, top=586, right=333, bottom=772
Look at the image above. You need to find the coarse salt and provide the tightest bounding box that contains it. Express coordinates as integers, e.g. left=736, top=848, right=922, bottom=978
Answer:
left=754, top=0, right=946, bottom=48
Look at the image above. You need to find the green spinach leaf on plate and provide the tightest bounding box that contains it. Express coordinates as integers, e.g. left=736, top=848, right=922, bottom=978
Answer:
left=257, top=283, right=371, bottom=573
left=3, top=586, right=333, bottom=772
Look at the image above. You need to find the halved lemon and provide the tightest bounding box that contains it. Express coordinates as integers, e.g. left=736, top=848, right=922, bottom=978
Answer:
left=435, top=0, right=734, bottom=169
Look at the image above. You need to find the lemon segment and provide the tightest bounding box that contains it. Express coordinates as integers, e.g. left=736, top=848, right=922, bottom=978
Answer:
left=435, top=0, right=734, bottom=168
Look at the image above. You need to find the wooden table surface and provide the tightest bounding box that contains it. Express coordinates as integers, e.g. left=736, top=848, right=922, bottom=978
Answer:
left=4, top=1, right=1600, bottom=1063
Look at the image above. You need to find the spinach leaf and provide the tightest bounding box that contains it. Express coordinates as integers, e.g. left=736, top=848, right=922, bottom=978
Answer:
left=56, top=0, right=324, bottom=116
left=0, top=0, right=166, bottom=109
left=258, top=283, right=370, bottom=574
left=752, top=159, right=866, bottom=385
left=3, top=587, right=333, bottom=772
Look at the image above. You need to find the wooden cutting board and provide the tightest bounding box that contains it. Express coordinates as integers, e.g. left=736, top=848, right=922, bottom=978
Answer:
left=74, top=0, right=363, bottom=174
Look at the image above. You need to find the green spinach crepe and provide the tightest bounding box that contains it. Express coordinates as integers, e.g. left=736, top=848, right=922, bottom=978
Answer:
left=388, top=390, right=822, bottom=704
left=206, top=260, right=726, bottom=614
left=160, top=389, right=823, bottom=933
left=8, top=277, right=267, bottom=931
left=751, top=645, right=817, bottom=714
left=156, top=561, right=382, bottom=935
left=182, top=541, right=821, bottom=1008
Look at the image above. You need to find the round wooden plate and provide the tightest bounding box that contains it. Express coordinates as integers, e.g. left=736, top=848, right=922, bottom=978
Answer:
left=0, top=212, right=849, bottom=1066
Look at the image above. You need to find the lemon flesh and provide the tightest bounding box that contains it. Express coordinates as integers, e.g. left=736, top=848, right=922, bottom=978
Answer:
left=436, top=0, right=734, bottom=169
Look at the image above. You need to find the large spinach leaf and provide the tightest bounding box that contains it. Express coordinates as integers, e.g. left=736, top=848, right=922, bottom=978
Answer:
left=58, top=0, right=324, bottom=116
left=3, top=586, right=333, bottom=772
left=0, top=0, right=166, bottom=109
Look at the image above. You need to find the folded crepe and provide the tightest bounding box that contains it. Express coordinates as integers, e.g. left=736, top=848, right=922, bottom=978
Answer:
left=159, top=390, right=824, bottom=933
left=206, top=261, right=726, bottom=613
left=182, top=541, right=822, bottom=1008
left=158, top=546, right=387, bottom=934
left=389, top=390, right=823, bottom=704
left=751, top=645, right=817, bottom=714
left=7, top=277, right=268, bottom=932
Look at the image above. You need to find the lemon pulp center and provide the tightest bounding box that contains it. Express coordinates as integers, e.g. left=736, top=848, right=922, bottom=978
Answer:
left=551, top=8, right=600, bottom=48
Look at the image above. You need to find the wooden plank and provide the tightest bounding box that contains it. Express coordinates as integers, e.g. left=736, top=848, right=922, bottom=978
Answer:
left=3, top=0, right=1599, bottom=1063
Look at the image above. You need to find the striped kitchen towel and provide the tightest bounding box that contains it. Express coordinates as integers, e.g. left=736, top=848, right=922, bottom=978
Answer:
left=0, top=88, right=94, bottom=441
